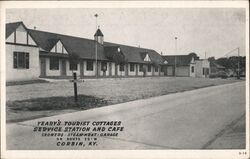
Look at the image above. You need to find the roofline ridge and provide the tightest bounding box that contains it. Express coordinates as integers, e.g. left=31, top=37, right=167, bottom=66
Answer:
left=28, top=28, right=96, bottom=42
left=104, top=41, right=157, bottom=52
left=6, top=21, right=23, bottom=25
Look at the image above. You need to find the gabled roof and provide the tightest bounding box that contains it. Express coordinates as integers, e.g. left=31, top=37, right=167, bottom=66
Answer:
left=104, top=42, right=164, bottom=65
left=104, top=46, right=121, bottom=59
left=6, top=21, right=164, bottom=64
left=94, top=29, right=104, bottom=37
left=162, top=53, right=199, bottom=66
left=104, top=46, right=126, bottom=63
left=6, top=21, right=23, bottom=38
left=28, top=29, right=107, bottom=60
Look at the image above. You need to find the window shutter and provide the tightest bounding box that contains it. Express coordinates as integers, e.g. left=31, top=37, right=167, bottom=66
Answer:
left=25, top=53, right=29, bottom=69
left=13, top=52, right=17, bottom=68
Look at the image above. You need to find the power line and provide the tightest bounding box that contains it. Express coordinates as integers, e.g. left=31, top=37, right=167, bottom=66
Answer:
left=223, top=47, right=239, bottom=57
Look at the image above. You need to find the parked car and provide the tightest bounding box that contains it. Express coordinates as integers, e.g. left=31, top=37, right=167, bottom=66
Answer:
left=209, top=71, right=228, bottom=79
left=217, top=71, right=228, bottom=79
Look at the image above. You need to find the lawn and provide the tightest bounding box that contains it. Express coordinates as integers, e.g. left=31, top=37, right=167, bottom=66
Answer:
left=6, top=77, right=242, bottom=122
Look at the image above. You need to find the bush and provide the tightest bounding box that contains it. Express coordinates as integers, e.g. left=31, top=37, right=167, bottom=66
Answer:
left=217, top=71, right=228, bottom=79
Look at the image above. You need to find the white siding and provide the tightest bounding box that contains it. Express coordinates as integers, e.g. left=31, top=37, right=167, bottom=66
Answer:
left=99, top=62, right=110, bottom=76
left=137, top=64, right=144, bottom=76
left=190, top=64, right=195, bottom=77
left=45, top=58, right=60, bottom=76
left=28, top=34, right=36, bottom=45
left=117, top=64, right=125, bottom=76
left=66, top=60, right=80, bottom=76
left=128, top=63, right=136, bottom=76
left=83, top=61, right=96, bottom=76
left=15, top=25, right=27, bottom=44
left=111, top=62, right=116, bottom=76
left=154, top=67, right=160, bottom=76
left=6, top=44, right=39, bottom=81
left=50, top=40, right=68, bottom=54
left=195, top=60, right=210, bottom=78
left=144, top=54, right=151, bottom=62
left=146, top=65, right=152, bottom=76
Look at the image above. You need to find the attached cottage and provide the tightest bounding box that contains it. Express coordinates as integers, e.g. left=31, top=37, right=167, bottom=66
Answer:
left=6, top=21, right=166, bottom=81
left=162, top=53, right=210, bottom=77
left=6, top=21, right=210, bottom=81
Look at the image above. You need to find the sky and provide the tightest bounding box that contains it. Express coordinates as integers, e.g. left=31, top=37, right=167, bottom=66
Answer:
left=6, top=8, right=246, bottom=59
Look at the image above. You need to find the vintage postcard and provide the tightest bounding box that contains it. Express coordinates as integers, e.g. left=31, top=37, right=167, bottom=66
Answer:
left=0, top=1, right=249, bottom=159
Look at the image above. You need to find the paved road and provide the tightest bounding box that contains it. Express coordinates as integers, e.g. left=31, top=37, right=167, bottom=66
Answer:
left=6, top=82, right=245, bottom=150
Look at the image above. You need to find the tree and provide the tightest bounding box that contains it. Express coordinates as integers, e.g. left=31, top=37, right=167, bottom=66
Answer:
left=69, top=53, right=80, bottom=66
left=208, top=56, right=215, bottom=62
left=216, top=56, right=246, bottom=76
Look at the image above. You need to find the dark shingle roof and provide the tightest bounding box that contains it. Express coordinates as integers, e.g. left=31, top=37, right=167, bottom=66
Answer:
left=6, top=21, right=23, bottom=38
left=104, top=46, right=126, bottom=64
left=162, top=54, right=199, bottom=66
left=104, top=42, right=164, bottom=65
left=6, top=21, right=164, bottom=64
left=28, top=29, right=107, bottom=60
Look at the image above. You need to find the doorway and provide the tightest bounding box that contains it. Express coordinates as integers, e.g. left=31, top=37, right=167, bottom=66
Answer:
left=61, top=59, right=66, bottom=76
left=40, top=58, right=46, bottom=77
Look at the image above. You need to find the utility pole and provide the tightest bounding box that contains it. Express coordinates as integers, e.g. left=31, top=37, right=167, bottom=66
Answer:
left=174, top=37, right=177, bottom=77
left=95, top=13, right=98, bottom=78
left=237, top=47, right=240, bottom=79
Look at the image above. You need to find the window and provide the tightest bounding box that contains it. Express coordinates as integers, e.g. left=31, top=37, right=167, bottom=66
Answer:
left=50, top=57, right=59, bottom=70
left=160, top=66, right=164, bottom=72
left=101, top=62, right=107, bottom=71
left=69, top=62, right=78, bottom=70
left=13, top=52, right=29, bottom=69
left=203, top=68, right=205, bottom=75
left=87, top=61, right=93, bottom=71
left=191, top=66, right=194, bottom=73
left=206, top=68, right=209, bottom=75
left=139, top=64, right=143, bottom=72
left=130, top=63, right=134, bottom=72
left=155, top=66, right=158, bottom=72
left=147, top=65, right=151, bottom=72
left=120, top=64, right=124, bottom=71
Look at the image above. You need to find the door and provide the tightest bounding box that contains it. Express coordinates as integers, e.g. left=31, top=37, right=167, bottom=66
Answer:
left=162, top=65, right=168, bottom=76
left=109, top=62, right=112, bottom=76
left=40, top=58, right=46, bottom=77
left=61, top=59, right=66, bottom=76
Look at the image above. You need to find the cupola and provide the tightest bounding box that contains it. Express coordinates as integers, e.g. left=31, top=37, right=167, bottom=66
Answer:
left=94, top=26, right=104, bottom=44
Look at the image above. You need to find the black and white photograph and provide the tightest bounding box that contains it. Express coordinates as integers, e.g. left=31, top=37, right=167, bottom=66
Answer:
left=1, top=1, right=249, bottom=159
